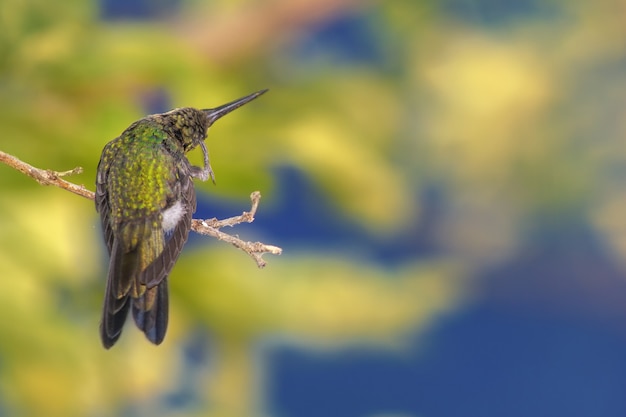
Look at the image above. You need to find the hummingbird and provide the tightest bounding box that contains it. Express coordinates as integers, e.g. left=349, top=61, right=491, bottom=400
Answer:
left=95, top=89, right=267, bottom=349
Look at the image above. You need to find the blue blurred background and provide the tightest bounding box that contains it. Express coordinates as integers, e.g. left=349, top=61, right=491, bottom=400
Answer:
left=1, top=0, right=626, bottom=416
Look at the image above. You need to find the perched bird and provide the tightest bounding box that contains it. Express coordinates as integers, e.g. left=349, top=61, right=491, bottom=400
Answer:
left=95, top=89, right=267, bottom=348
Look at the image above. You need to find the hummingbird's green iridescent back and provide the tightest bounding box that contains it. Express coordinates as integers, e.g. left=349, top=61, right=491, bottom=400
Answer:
left=95, top=89, right=267, bottom=349
left=104, top=122, right=184, bottom=226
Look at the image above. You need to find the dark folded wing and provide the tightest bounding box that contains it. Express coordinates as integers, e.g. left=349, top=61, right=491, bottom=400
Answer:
left=95, top=141, right=116, bottom=254
left=140, top=168, right=196, bottom=288
left=100, top=238, right=133, bottom=348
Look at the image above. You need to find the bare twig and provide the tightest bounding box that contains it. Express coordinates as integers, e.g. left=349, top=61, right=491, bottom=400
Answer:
left=0, top=149, right=281, bottom=268
left=191, top=192, right=283, bottom=268
left=0, top=150, right=95, bottom=199
left=199, top=190, right=262, bottom=228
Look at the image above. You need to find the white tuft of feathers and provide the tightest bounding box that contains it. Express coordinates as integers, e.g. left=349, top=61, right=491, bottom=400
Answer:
left=161, top=200, right=186, bottom=232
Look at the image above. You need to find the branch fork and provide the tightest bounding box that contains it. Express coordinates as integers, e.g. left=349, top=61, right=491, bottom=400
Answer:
left=191, top=191, right=282, bottom=268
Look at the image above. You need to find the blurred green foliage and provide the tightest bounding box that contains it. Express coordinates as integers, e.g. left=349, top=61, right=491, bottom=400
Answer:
left=0, top=0, right=625, bottom=416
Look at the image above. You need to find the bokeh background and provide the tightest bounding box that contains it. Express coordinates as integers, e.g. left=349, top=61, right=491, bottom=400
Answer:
left=1, top=0, right=626, bottom=416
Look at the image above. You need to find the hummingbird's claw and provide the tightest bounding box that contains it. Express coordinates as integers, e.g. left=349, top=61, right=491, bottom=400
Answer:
left=190, top=141, right=215, bottom=183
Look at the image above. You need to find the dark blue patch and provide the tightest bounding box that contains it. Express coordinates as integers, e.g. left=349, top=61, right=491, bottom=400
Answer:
left=100, top=0, right=181, bottom=20
left=141, top=88, right=172, bottom=115
left=266, top=306, right=626, bottom=417
left=286, top=12, right=390, bottom=70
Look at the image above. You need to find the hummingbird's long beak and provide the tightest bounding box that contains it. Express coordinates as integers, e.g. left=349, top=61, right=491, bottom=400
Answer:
left=203, top=89, right=268, bottom=126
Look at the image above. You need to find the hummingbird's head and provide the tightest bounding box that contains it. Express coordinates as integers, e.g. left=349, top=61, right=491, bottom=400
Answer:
left=162, top=89, right=268, bottom=154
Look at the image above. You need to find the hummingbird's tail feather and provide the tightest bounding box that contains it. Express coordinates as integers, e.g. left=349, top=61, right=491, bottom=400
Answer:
left=132, top=279, right=169, bottom=345
left=100, top=240, right=137, bottom=349
left=100, top=296, right=131, bottom=349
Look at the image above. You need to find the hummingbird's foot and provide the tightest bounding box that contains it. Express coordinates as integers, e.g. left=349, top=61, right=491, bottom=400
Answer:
left=191, top=141, right=216, bottom=183
left=190, top=164, right=215, bottom=183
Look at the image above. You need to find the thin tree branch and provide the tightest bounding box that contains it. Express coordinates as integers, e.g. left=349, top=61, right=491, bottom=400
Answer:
left=0, top=149, right=281, bottom=268
left=0, top=150, right=95, bottom=199
left=191, top=192, right=283, bottom=268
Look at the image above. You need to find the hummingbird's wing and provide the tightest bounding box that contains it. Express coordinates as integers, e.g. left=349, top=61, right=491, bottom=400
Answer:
left=138, top=163, right=196, bottom=289
left=99, top=234, right=142, bottom=348
left=95, top=141, right=115, bottom=255
left=96, top=142, right=121, bottom=347
left=130, top=168, right=196, bottom=345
